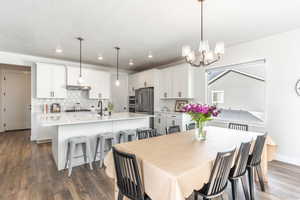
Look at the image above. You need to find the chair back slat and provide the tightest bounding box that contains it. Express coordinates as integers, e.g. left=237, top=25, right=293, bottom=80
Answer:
left=249, top=133, right=267, bottom=166
left=136, top=129, right=150, bottom=140
left=186, top=123, right=196, bottom=131
left=228, top=123, right=248, bottom=131
left=113, top=147, right=145, bottom=200
left=231, top=141, right=252, bottom=178
left=207, top=148, right=236, bottom=196
left=166, top=125, right=181, bottom=134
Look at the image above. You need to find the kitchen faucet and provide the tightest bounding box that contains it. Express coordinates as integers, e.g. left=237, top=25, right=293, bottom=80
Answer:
left=98, top=100, right=103, bottom=116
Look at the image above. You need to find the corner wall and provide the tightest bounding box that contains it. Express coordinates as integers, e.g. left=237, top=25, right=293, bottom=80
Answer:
left=204, top=28, right=300, bottom=166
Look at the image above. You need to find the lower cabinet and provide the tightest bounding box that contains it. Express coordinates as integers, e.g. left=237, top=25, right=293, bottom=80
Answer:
left=154, top=112, right=192, bottom=134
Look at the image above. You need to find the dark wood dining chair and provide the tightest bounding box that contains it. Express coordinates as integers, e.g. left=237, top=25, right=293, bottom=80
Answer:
left=228, top=122, right=249, bottom=131
left=229, top=141, right=252, bottom=200
left=186, top=123, right=196, bottom=131
left=112, top=147, right=151, bottom=200
left=194, top=147, right=236, bottom=200
left=247, top=133, right=267, bottom=200
left=148, top=129, right=160, bottom=138
left=166, top=125, right=181, bottom=134
left=136, top=129, right=150, bottom=140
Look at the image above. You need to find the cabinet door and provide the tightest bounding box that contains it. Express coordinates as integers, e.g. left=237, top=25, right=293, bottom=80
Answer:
left=160, top=68, right=173, bottom=98
left=88, top=69, right=111, bottom=99
left=52, top=65, right=67, bottom=98
left=36, top=63, right=53, bottom=98
left=66, top=66, right=80, bottom=86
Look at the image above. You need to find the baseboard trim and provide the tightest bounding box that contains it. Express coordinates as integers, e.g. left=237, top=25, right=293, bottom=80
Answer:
left=275, top=154, right=300, bottom=166
left=36, top=139, right=52, bottom=144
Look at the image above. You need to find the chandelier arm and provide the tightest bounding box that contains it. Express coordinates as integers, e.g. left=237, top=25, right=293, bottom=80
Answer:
left=203, top=56, right=221, bottom=66
left=185, top=56, right=204, bottom=67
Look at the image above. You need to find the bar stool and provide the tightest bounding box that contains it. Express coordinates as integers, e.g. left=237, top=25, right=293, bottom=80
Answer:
left=65, top=136, right=93, bottom=177
left=94, top=132, right=116, bottom=168
left=118, top=129, right=137, bottom=143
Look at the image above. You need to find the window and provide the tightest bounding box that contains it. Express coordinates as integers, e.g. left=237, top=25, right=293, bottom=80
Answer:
left=212, top=90, right=224, bottom=104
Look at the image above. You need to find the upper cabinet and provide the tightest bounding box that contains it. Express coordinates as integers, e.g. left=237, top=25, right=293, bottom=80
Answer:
left=66, top=66, right=111, bottom=99
left=128, top=69, right=159, bottom=96
left=36, top=63, right=67, bottom=99
left=160, top=64, right=194, bottom=99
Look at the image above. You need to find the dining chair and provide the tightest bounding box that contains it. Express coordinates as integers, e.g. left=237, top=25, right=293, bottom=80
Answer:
left=186, top=123, right=196, bottom=131
left=228, top=123, right=249, bottom=131
left=166, top=125, right=181, bottom=134
left=148, top=129, right=160, bottom=138
left=136, top=129, right=150, bottom=140
left=112, top=147, right=151, bottom=200
left=194, top=147, right=236, bottom=200
left=229, top=141, right=252, bottom=200
left=247, top=133, right=267, bottom=200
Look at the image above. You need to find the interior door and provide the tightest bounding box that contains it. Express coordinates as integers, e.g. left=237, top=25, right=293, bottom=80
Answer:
left=3, top=70, right=31, bottom=131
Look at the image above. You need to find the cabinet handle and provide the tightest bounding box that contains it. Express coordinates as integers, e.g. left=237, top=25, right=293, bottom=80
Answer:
left=53, top=91, right=55, bottom=97
left=178, top=91, right=182, bottom=97
left=164, top=92, right=167, bottom=98
left=99, top=93, right=102, bottom=99
left=144, top=81, right=147, bottom=87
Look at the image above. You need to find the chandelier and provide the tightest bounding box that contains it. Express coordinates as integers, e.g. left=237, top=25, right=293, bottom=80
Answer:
left=182, top=0, right=225, bottom=67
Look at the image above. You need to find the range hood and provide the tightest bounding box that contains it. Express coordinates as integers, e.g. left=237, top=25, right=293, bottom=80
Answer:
left=66, top=85, right=91, bottom=91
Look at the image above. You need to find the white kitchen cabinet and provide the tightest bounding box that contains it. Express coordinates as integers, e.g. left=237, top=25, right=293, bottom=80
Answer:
left=128, top=69, right=158, bottom=95
left=36, top=63, right=67, bottom=99
left=159, top=64, right=194, bottom=99
left=67, top=66, right=111, bottom=99
left=159, top=68, right=173, bottom=98
left=154, top=112, right=192, bottom=134
left=88, top=69, right=111, bottom=99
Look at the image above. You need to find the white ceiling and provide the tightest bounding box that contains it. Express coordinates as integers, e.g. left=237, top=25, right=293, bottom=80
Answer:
left=1, top=0, right=300, bottom=71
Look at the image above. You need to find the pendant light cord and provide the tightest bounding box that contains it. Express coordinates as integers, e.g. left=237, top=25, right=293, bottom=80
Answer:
left=201, top=0, right=204, bottom=41
left=77, top=37, right=84, bottom=78
left=115, top=47, right=120, bottom=80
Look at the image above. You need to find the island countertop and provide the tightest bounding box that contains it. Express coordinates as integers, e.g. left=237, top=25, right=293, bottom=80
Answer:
left=39, top=112, right=153, bottom=127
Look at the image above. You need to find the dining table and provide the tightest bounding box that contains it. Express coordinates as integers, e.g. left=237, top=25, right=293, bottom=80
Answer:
left=104, top=126, right=277, bottom=200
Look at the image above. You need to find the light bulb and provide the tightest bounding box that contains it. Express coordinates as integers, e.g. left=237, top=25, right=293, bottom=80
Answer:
left=199, top=40, right=210, bottom=52
left=182, top=45, right=192, bottom=57
left=115, top=79, right=120, bottom=86
left=55, top=47, right=63, bottom=53
left=187, top=51, right=196, bottom=62
left=77, top=76, right=85, bottom=85
left=215, top=42, right=225, bottom=55
left=148, top=51, right=153, bottom=59
left=129, top=59, right=134, bottom=66
left=205, top=51, right=214, bottom=61
left=97, top=54, right=103, bottom=60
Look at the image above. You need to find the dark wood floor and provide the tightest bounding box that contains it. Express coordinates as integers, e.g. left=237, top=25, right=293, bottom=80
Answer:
left=0, top=130, right=299, bottom=200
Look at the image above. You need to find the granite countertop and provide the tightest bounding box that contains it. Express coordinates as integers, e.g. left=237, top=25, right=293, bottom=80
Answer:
left=39, top=112, right=153, bottom=127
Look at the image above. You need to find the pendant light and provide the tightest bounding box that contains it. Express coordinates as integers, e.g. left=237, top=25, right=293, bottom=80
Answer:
left=115, top=47, right=120, bottom=86
left=77, top=37, right=85, bottom=85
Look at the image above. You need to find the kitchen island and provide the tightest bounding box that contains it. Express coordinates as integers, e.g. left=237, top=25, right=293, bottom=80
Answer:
left=40, top=112, right=152, bottom=170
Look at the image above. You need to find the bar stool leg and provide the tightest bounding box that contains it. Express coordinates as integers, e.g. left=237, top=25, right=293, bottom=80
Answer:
left=94, top=137, right=100, bottom=162
left=99, top=137, right=105, bottom=168
left=65, top=142, right=70, bottom=169
left=82, top=143, right=88, bottom=164
left=68, top=143, right=76, bottom=177
left=85, top=140, right=93, bottom=170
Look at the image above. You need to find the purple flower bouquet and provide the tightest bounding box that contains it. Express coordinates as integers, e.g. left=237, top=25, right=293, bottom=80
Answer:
left=182, top=104, right=220, bottom=140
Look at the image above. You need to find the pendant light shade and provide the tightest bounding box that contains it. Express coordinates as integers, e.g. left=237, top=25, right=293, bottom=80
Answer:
left=77, top=37, right=85, bottom=85
left=115, top=47, right=120, bottom=87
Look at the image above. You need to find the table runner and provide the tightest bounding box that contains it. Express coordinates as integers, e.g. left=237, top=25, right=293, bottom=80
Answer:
left=104, top=126, right=277, bottom=200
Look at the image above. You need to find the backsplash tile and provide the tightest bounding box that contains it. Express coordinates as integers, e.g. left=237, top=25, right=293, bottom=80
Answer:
left=32, top=90, right=108, bottom=113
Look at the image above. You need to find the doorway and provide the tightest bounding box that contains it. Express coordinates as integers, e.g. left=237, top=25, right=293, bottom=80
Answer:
left=1, top=64, right=31, bottom=132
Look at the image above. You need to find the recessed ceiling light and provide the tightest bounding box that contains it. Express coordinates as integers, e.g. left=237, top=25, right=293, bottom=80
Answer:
left=148, top=51, right=153, bottom=59
left=129, top=59, right=134, bottom=66
left=55, top=47, right=63, bottom=53
left=97, top=54, right=103, bottom=60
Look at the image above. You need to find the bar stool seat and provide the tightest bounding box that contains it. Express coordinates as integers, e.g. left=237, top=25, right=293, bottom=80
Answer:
left=65, top=136, right=93, bottom=177
left=118, top=129, right=137, bottom=143
left=94, top=132, right=115, bottom=168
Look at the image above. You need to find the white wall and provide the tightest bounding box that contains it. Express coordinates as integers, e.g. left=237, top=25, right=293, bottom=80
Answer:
left=203, top=28, right=300, bottom=166
left=208, top=72, right=265, bottom=113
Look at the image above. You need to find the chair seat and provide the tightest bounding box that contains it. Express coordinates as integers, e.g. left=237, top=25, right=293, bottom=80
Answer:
left=68, top=136, right=88, bottom=144
left=97, top=132, right=115, bottom=139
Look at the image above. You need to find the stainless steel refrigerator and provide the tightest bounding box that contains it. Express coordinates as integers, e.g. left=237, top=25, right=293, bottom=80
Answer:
left=135, top=87, right=154, bottom=128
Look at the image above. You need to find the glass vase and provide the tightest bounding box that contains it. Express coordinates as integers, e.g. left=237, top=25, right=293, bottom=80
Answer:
left=195, top=122, right=206, bottom=141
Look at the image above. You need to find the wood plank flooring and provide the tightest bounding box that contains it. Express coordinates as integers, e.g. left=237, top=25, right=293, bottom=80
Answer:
left=0, top=130, right=299, bottom=200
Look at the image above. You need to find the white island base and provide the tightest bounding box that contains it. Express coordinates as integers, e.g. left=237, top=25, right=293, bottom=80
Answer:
left=44, top=113, right=150, bottom=170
